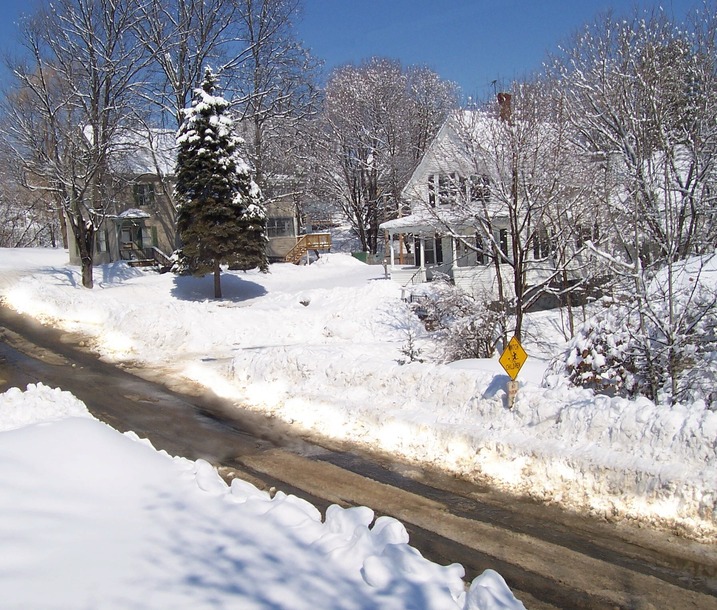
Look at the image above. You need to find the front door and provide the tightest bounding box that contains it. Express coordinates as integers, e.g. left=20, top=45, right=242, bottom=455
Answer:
left=414, top=235, right=444, bottom=266
left=119, top=223, right=144, bottom=259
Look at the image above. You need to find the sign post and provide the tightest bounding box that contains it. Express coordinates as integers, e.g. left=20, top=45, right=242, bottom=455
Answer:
left=499, top=336, right=528, bottom=408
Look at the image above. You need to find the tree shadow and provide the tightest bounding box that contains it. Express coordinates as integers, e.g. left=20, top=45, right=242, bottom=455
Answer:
left=38, top=266, right=79, bottom=287
left=99, top=262, right=146, bottom=285
left=171, top=273, right=267, bottom=302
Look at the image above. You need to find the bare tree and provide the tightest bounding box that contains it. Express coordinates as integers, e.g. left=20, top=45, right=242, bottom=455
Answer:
left=314, top=58, right=456, bottom=254
left=0, top=132, right=63, bottom=248
left=228, top=0, right=320, bottom=195
left=131, top=0, right=237, bottom=127
left=549, top=6, right=717, bottom=403
left=3, top=0, right=146, bottom=288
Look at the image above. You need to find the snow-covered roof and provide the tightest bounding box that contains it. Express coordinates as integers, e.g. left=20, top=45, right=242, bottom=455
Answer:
left=380, top=209, right=480, bottom=235
left=111, top=128, right=177, bottom=177
left=116, top=208, right=151, bottom=219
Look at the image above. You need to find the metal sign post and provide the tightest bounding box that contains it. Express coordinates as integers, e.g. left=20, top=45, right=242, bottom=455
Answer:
left=499, top=336, right=528, bottom=408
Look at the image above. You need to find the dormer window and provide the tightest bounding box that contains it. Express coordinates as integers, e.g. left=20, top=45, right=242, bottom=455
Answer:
left=133, top=182, right=155, bottom=207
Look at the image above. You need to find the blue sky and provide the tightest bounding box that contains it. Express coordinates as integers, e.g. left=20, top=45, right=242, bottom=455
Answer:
left=296, top=0, right=701, bottom=100
left=0, top=0, right=703, bottom=100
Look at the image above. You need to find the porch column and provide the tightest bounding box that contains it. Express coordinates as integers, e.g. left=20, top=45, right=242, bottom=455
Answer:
left=419, top=237, right=426, bottom=271
left=451, top=236, right=458, bottom=273
left=389, top=231, right=395, bottom=267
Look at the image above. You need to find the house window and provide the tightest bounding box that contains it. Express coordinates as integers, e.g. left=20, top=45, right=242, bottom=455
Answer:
left=266, top=217, right=294, bottom=238
left=141, top=225, right=157, bottom=248
left=428, top=173, right=459, bottom=206
left=133, top=183, right=155, bottom=207
left=96, top=229, right=108, bottom=253
left=469, top=174, right=490, bottom=202
left=439, top=174, right=458, bottom=205
left=533, top=228, right=551, bottom=260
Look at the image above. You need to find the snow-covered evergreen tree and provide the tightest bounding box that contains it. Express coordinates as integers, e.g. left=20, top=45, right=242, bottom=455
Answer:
left=175, top=68, right=267, bottom=298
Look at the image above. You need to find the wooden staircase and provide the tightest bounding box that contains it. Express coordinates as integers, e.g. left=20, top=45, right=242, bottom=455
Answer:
left=285, top=233, right=332, bottom=264
left=125, top=246, right=173, bottom=272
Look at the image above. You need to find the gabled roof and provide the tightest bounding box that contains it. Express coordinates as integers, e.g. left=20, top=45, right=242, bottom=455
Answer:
left=400, top=110, right=502, bottom=201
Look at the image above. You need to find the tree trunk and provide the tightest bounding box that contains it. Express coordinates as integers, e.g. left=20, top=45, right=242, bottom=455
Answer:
left=563, top=269, right=575, bottom=338
left=76, top=222, right=95, bottom=289
left=81, top=257, right=94, bottom=289
left=214, top=263, right=222, bottom=299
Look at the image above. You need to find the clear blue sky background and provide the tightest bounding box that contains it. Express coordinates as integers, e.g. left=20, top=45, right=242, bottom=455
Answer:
left=0, top=0, right=703, bottom=100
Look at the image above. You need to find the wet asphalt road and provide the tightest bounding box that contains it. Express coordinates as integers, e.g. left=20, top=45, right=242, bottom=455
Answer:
left=1, top=303, right=716, bottom=610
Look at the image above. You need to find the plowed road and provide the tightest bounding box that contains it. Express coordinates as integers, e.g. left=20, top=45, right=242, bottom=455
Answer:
left=1, top=304, right=715, bottom=610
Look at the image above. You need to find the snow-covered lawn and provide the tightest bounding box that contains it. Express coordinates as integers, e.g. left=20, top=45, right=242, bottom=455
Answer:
left=0, top=247, right=715, bottom=605
left=2, top=248, right=715, bottom=539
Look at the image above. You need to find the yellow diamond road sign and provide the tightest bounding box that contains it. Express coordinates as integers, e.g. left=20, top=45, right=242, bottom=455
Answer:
left=499, top=336, right=528, bottom=380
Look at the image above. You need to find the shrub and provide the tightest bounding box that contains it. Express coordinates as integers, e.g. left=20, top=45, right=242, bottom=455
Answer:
left=410, top=277, right=502, bottom=362
left=548, top=259, right=717, bottom=408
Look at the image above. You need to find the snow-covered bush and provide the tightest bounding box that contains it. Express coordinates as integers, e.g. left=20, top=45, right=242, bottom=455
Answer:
left=548, top=256, right=717, bottom=408
left=410, top=276, right=502, bottom=362
left=548, top=303, right=639, bottom=396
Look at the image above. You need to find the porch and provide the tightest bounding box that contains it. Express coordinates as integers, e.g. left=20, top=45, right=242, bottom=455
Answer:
left=112, top=209, right=171, bottom=271
left=380, top=212, right=560, bottom=302
left=284, top=233, right=332, bottom=264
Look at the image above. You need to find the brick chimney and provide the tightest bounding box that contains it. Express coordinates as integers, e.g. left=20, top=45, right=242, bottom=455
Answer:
left=497, top=92, right=512, bottom=123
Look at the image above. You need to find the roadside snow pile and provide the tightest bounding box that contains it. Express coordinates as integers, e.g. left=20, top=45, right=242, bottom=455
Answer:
left=0, top=383, right=524, bottom=610
left=0, top=382, right=92, bottom=430
left=1, top=248, right=716, bottom=540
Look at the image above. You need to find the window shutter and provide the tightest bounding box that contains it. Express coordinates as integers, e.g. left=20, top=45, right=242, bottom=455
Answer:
left=142, top=226, right=155, bottom=248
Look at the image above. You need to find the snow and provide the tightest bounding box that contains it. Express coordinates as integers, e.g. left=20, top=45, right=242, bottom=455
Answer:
left=117, top=208, right=151, bottom=219
left=0, top=248, right=527, bottom=609
left=1, top=246, right=716, bottom=603
left=0, top=384, right=520, bottom=609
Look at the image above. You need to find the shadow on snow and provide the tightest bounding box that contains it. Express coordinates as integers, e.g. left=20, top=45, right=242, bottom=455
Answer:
left=171, top=272, right=267, bottom=303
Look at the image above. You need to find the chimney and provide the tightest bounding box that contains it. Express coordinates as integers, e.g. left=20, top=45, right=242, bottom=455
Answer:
left=497, top=92, right=512, bottom=123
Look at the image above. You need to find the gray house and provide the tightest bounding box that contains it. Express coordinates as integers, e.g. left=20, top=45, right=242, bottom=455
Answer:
left=67, top=129, right=307, bottom=268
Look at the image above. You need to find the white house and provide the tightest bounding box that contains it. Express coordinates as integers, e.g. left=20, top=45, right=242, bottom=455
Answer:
left=380, top=100, right=592, bottom=306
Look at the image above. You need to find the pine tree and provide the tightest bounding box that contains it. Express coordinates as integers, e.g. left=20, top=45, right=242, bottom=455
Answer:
left=175, top=68, right=268, bottom=298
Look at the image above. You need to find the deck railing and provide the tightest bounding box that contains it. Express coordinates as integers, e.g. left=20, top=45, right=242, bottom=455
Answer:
left=284, top=233, right=332, bottom=264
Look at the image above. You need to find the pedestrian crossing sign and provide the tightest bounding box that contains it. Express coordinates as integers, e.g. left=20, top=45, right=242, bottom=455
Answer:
left=499, top=336, right=527, bottom=380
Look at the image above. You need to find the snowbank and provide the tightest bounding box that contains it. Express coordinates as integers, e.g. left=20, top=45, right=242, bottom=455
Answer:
left=0, top=382, right=523, bottom=609
left=1, top=248, right=715, bottom=540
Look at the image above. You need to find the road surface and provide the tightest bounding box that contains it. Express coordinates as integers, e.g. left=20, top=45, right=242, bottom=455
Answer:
left=1, top=303, right=715, bottom=610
